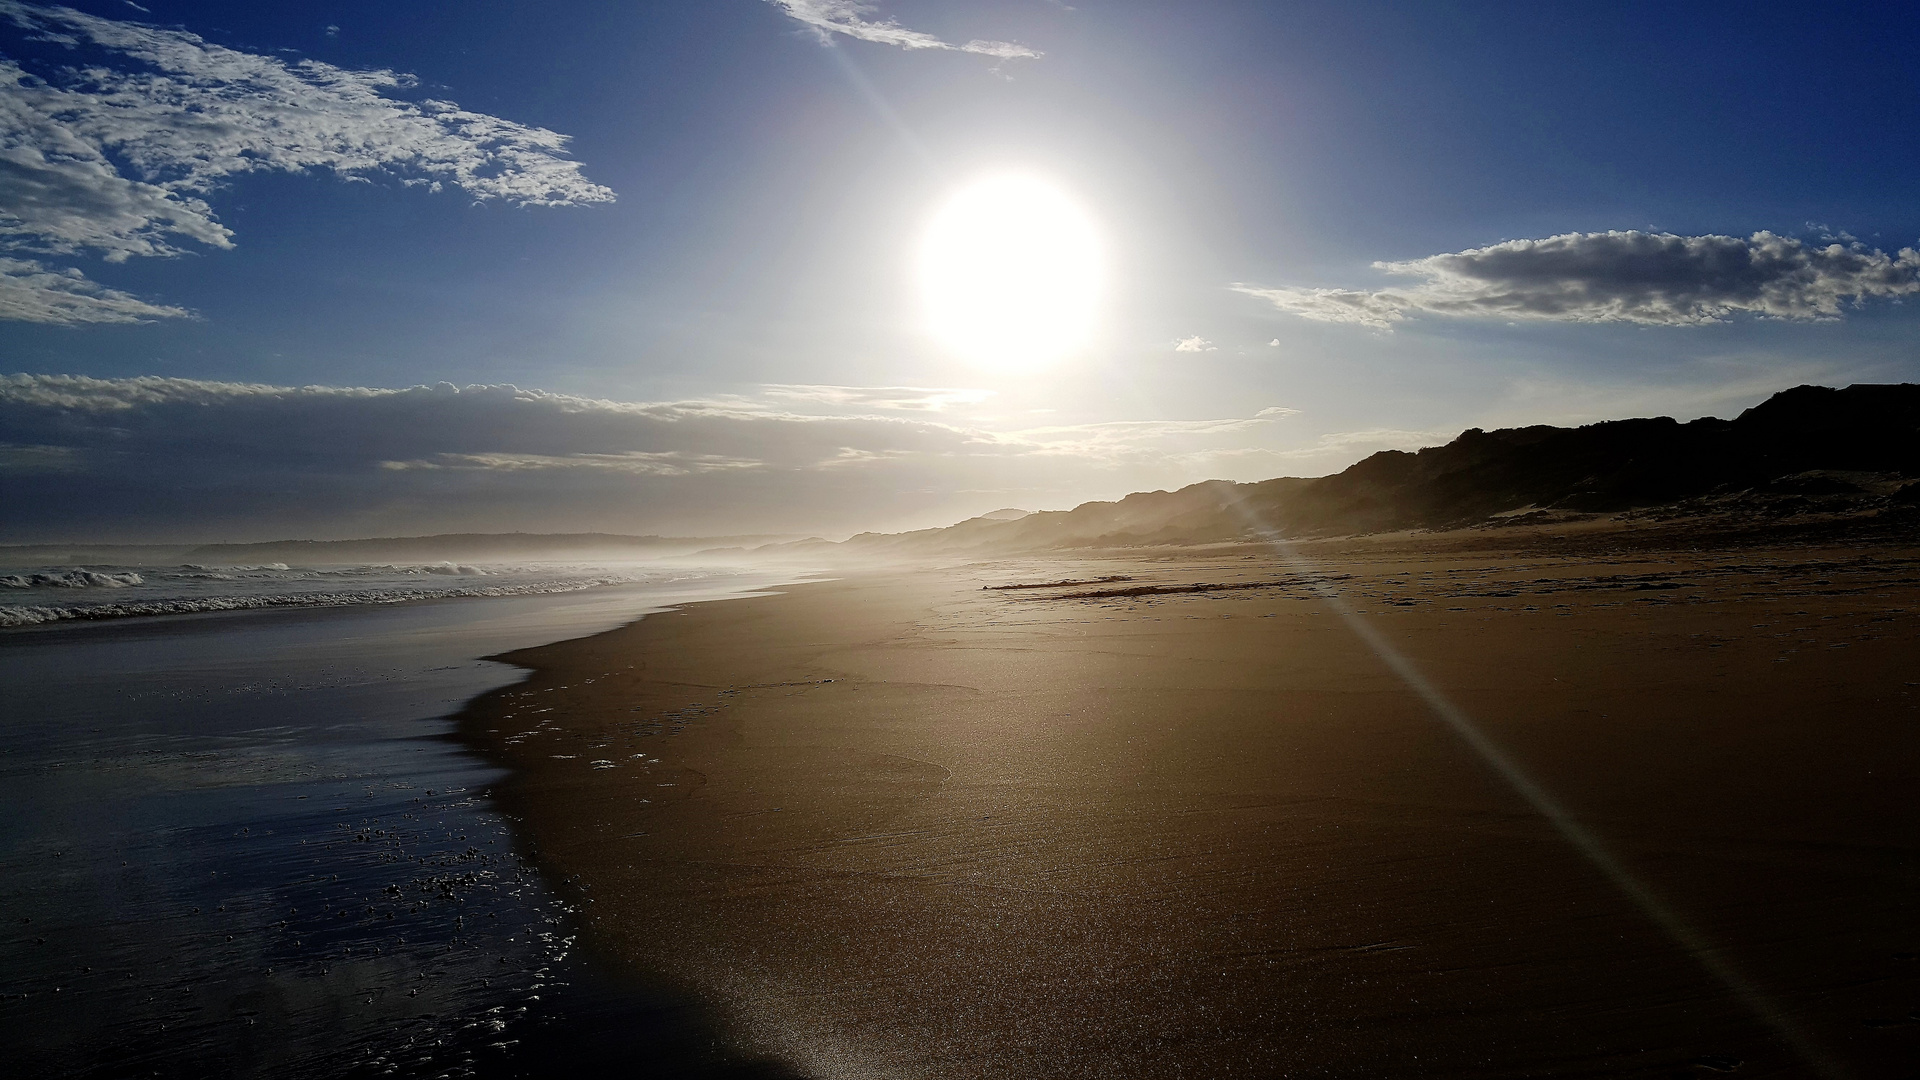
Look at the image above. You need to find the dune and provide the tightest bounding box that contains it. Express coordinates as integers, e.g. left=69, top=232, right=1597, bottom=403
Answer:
left=764, top=383, right=1920, bottom=563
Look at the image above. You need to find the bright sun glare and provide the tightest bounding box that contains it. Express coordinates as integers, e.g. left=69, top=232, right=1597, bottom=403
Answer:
left=918, top=173, right=1104, bottom=370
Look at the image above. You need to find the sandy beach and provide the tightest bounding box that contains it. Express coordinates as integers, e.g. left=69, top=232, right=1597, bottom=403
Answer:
left=459, top=527, right=1920, bottom=1079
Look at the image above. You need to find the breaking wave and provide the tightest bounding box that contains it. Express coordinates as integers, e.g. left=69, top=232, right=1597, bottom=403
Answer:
left=0, top=570, right=144, bottom=589
left=0, top=574, right=655, bottom=628
left=0, top=560, right=754, bottom=629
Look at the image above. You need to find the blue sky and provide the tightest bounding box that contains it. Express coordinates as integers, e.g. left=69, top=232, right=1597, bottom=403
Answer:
left=4, top=0, right=1920, bottom=541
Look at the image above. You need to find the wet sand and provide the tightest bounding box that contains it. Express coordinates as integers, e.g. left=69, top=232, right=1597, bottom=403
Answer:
left=459, top=528, right=1920, bottom=1079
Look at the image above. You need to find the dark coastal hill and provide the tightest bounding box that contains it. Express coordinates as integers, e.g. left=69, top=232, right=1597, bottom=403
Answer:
left=810, top=383, right=1920, bottom=557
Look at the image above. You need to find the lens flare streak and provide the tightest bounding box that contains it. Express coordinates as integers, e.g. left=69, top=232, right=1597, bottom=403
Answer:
left=1233, top=511, right=1852, bottom=1080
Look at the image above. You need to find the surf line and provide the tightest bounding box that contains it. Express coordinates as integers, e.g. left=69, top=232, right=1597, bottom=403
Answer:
left=1233, top=513, right=1850, bottom=1080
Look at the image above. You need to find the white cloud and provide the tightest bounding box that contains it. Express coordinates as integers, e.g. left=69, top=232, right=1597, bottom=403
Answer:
left=0, top=256, right=190, bottom=322
left=1017, top=416, right=1268, bottom=443
left=1232, top=285, right=1418, bottom=331
left=0, top=60, right=236, bottom=260
left=0, top=1, right=613, bottom=321
left=965, top=408, right=1316, bottom=484
left=1235, top=230, right=1920, bottom=330
left=809, top=446, right=921, bottom=470
left=766, top=0, right=1041, bottom=60
left=760, top=384, right=994, bottom=412
left=382, top=450, right=764, bottom=476
left=1271, top=428, right=1451, bottom=460
left=1005, top=408, right=1298, bottom=468
left=1172, top=335, right=1216, bottom=352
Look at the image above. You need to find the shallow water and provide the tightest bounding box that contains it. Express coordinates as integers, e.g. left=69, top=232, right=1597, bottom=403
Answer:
left=0, top=569, right=807, bottom=1078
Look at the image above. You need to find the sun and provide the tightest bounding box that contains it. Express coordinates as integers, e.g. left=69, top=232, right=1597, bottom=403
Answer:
left=917, top=173, right=1104, bottom=370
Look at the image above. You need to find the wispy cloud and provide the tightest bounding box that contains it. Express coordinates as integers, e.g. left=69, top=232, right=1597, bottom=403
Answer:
left=1270, top=428, right=1451, bottom=460
left=1235, top=285, right=1412, bottom=332
left=382, top=450, right=764, bottom=476
left=0, top=376, right=1316, bottom=539
left=0, top=374, right=1004, bottom=536
left=0, top=440, right=79, bottom=471
left=0, top=256, right=190, bottom=323
left=0, top=375, right=983, bottom=463
left=760, top=384, right=994, bottom=412
left=1172, top=335, right=1216, bottom=352
left=766, top=0, right=1040, bottom=61
left=1005, top=407, right=1299, bottom=468
left=1236, top=230, right=1920, bottom=330
left=0, top=1, right=613, bottom=322
left=1015, top=416, right=1272, bottom=442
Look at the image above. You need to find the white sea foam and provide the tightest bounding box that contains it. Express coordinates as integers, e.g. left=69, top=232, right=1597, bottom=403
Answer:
left=0, top=561, right=725, bottom=628
left=0, top=569, right=144, bottom=589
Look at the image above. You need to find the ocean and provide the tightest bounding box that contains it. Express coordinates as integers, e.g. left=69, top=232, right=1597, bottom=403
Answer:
left=0, top=560, right=811, bottom=1078
left=0, top=559, right=716, bottom=628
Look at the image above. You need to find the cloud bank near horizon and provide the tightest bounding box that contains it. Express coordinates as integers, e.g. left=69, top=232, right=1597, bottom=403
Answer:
left=1237, top=231, right=1920, bottom=329
left=766, top=0, right=1041, bottom=61
left=0, top=1, right=613, bottom=323
left=0, top=374, right=1307, bottom=541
